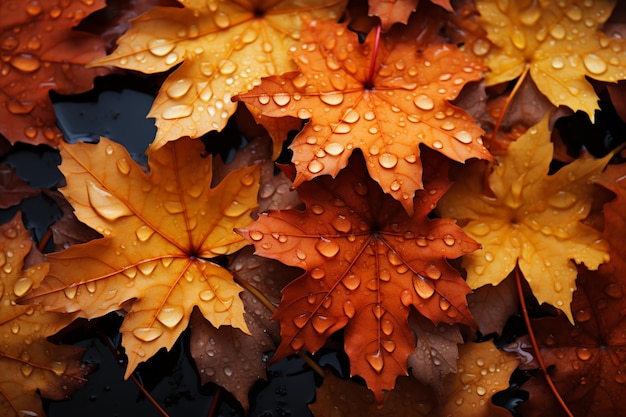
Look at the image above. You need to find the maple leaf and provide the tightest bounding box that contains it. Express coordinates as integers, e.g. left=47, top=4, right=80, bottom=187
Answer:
left=309, top=372, right=437, bottom=417
left=519, top=268, right=626, bottom=417
left=1, top=214, right=92, bottom=417
left=236, top=19, right=491, bottom=213
left=0, top=164, right=40, bottom=208
left=189, top=246, right=300, bottom=410
left=438, top=115, right=611, bottom=322
left=0, top=0, right=109, bottom=145
left=238, top=152, right=478, bottom=401
left=406, top=314, right=462, bottom=399
left=368, top=0, right=452, bottom=31
left=475, top=0, right=626, bottom=120
left=467, top=275, right=518, bottom=336
left=89, top=0, right=347, bottom=152
left=22, top=137, right=261, bottom=377
left=439, top=341, right=518, bottom=417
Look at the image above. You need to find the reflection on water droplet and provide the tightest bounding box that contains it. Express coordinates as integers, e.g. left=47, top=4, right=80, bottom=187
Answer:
left=162, top=104, right=193, bottom=120
left=366, top=350, right=383, bottom=372
left=583, top=54, right=607, bottom=75
left=315, top=238, right=339, bottom=258
left=21, top=363, right=33, bottom=377
left=13, top=277, right=34, bottom=297
left=413, top=276, right=435, bottom=299
left=343, top=274, right=360, bottom=290
left=379, top=153, right=398, bottom=169
left=166, top=78, right=193, bottom=98
left=200, top=289, right=215, bottom=301
left=135, top=225, right=155, bottom=242
left=307, top=160, right=324, bottom=174
left=414, top=95, right=434, bottom=111
left=87, top=181, right=133, bottom=221
left=343, top=300, right=355, bottom=318
left=320, top=92, right=344, bottom=105
left=164, top=201, right=184, bottom=214
left=148, top=39, right=175, bottom=56
left=133, top=327, right=163, bottom=342
left=548, top=190, right=577, bottom=209
left=311, top=268, right=325, bottom=279
left=214, top=12, right=230, bottom=28
left=158, top=306, right=184, bottom=328
left=312, top=315, right=335, bottom=334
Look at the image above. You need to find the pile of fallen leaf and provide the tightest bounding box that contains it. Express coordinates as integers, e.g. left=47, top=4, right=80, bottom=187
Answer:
left=2, top=0, right=626, bottom=416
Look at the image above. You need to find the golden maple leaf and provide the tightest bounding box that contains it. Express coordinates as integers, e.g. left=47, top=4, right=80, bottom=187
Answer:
left=438, top=115, right=610, bottom=322
left=475, top=0, right=626, bottom=120
left=236, top=20, right=492, bottom=213
left=1, top=214, right=91, bottom=417
left=22, top=137, right=261, bottom=376
left=89, top=0, right=346, bottom=152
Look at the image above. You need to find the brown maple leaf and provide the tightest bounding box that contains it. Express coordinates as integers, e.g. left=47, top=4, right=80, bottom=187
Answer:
left=189, top=246, right=300, bottom=410
left=89, top=0, right=347, bottom=152
left=475, top=0, right=626, bottom=120
left=1, top=214, right=92, bottom=417
left=236, top=19, right=491, bottom=213
left=238, top=152, right=478, bottom=401
left=309, top=372, right=437, bottom=417
left=519, top=268, right=626, bottom=417
left=0, top=0, right=109, bottom=145
left=21, top=137, right=261, bottom=377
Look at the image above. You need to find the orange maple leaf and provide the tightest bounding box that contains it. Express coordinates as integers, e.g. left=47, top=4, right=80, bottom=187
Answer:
left=89, top=0, right=346, bottom=152
left=22, top=137, right=261, bottom=377
left=475, top=0, right=626, bottom=120
left=238, top=152, right=478, bottom=401
left=438, top=115, right=611, bottom=322
left=236, top=20, right=492, bottom=213
left=0, top=0, right=109, bottom=145
left=1, top=214, right=91, bottom=417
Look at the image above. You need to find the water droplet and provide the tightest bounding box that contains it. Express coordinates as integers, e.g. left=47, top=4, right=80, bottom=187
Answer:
left=331, top=216, right=351, bottom=233
left=551, top=56, right=565, bottom=69
left=379, top=153, right=398, bottom=169
left=135, top=225, right=155, bottom=242
left=315, top=238, right=339, bottom=258
left=11, top=322, right=20, bottom=334
left=13, top=277, right=33, bottom=297
left=414, top=94, right=434, bottom=111
left=382, top=340, right=396, bottom=353
left=249, top=230, right=264, bottom=241
left=215, top=297, right=234, bottom=312
left=343, top=300, right=355, bottom=318
left=413, top=276, right=435, bottom=299
left=224, top=200, right=247, bottom=217
left=166, top=78, right=193, bottom=98
left=51, top=361, right=66, bottom=376
left=511, top=28, right=527, bottom=50
left=575, top=308, right=591, bottom=323
left=382, top=319, right=394, bottom=335
left=583, top=54, right=607, bottom=75
left=21, top=363, right=33, bottom=377
left=162, top=104, right=193, bottom=120
left=472, top=38, right=491, bottom=56
left=550, top=24, right=566, bottom=40
left=272, top=94, right=291, bottom=106
left=343, top=274, right=360, bottom=290
left=219, top=60, right=237, bottom=75
left=133, top=327, right=163, bottom=342
left=163, top=201, right=184, bottom=214
left=200, top=289, right=215, bottom=301
left=566, top=5, right=582, bottom=21
left=476, top=386, right=487, bottom=396
left=366, top=350, right=383, bottom=372
left=138, top=261, right=157, bottom=276
left=320, top=92, right=344, bottom=105
left=157, top=306, right=184, bottom=328
left=311, top=268, right=325, bottom=279
left=442, top=234, right=455, bottom=246
left=148, top=39, right=175, bottom=56
left=432, top=140, right=443, bottom=149
left=520, top=5, right=541, bottom=25
left=604, top=283, right=623, bottom=299
left=484, top=251, right=494, bottom=262
left=454, top=131, right=472, bottom=144
left=324, top=142, right=344, bottom=156
left=307, top=160, right=324, bottom=174
left=576, top=347, right=592, bottom=361
left=10, top=54, right=41, bottom=72
left=312, top=315, right=335, bottom=334
left=223, top=366, right=233, bottom=376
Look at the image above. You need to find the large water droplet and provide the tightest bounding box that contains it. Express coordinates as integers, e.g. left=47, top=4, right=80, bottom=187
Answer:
left=331, top=215, right=351, bottom=233
left=366, top=350, right=383, bottom=372
left=583, top=54, right=607, bottom=75
left=166, top=78, right=193, bottom=98
left=511, top=28, right=527, bottom=50
left=312, top=315, right=335, bottom=334
left=343, top=300, right=355, bottom=318
left=224, top=200, right=247, bottom=217
left=87, top=181, right=133, bottom=221
left=379, top=153, right=398, bottom=169
left=157, top=306, right=184, bottom=328
left=148, top=39, right=175, bottom=56
left=413, top=276, right=435, bottom=299
left=135, top=225, right=155, bottom=242
left=414, top=94, right=435, bottom=111
left=324, top=142, right=345, bottom=156
left=319, top=92, right=344, bottom=105
left=214, top=12, right=230, bottom=28
left=315, top=238, right=339, bottom=258
left=342, top=274, right=360, bottom=290
left=10, top=53, right=41, bottom=72
left=163, top=201, right=184, bottom=214
left=133, top=327, right=163, bottom=342
left=162, top=104, right=193, bottom=120
left=307, top=160, right=324, bottom=174
left=13, top=277, right=34, bottom=297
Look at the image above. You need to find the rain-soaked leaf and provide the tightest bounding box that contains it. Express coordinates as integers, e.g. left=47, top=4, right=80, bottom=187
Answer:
left=309, top=372, right=437, bottom=417
left=45, top=190, right=102, bottom=251
left=439, top=341, right=518, bottom=417
left=238, top=152, right=478, bottom=401
left=475, top=0, right=626, bottom=121
left=407, top=314, right=462, bottom=399
left=90, top=0, right=346, bottom=152
left=0, top=164, right=40, bottom=208
left=438, top=115, right=611, bottom=322
left=466, top=275, right=518, bottom=336
left=236, top=19, right=491, bottom=213
left=1, top=214, right=92, bottom=417
left=21, top=137, right=261, bottom=377
left=0, top=0, right=109, bottom=145
left=368, top=0, right=452, bottom=31
left=519, top=268, right=626, bottom=417
left=189, top=246, right=300, bottom=410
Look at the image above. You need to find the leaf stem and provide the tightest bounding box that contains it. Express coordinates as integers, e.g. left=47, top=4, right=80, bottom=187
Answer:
left=100, top=334, right=172, bottom=417
left=488, top=63, right=531, bottom=148
left=514, top=266, right=574, bottom=417
left=37, top=228, right=52, bottom=253
left=207, top=386, right=222, bottom=417
left=232, top=272, right=326, bottom=378
left=367, top=23, right=382, bottom=87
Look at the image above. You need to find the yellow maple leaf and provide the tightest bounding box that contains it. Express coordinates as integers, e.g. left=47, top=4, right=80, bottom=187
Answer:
left=89, top=0, right=346, bottom=152
left=22, top=137, right=260, bottom=376
left=438, top=115, right=610, bottom=322
left=475, top=0, right=626, bottom=120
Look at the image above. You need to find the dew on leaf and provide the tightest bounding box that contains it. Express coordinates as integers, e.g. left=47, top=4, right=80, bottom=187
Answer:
left=21, top=363, right=33, bottom=377
left=324, top=142, right=345, bottom=156
left=272, top=94, right=291, bottom=106
left=413, top=276, right=435, bottom=299
left=166, top=78, right=193, bottom=98
left=307, top=160, right=324, bottom=174
left=366, top=350, right=384, bottom=373
left=381, top=319, right=394, bottom=336
left=13, top=276, right=34, bottom=297
left=199, top=289, right=215, bottom=301
left=342, top=274, right=360, bottom=290
left=10, top=54, right=41, bottom=73
left=133, top=327, right=163, bottom=342
left=163, top=200, right=184, bottom=214
left=135, top=225, right=155, bottom=242
left=162, top=104, right=193, bottom=120
left=378, top=153, right=398, bottom=169
left=319, top=92, right=344, bottom=105
left=414, top=94, right=435, bottom=111
left=343, top=300, right=356, bottom=318
left=583, top=53, right=608, bottom=75
left=214, top=296, right=234, bottom=312
left=157, top=306, right=184, bottom=328
left=311, top=268, right=325, bottom=279
left=147, top=39, right=175, bottom=57
left=293, top=313, right=308, bottom=328
left=138, top=261, right=157, bottom=276
left=312, top=315, right=335, bottom=334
